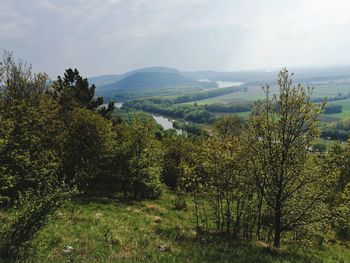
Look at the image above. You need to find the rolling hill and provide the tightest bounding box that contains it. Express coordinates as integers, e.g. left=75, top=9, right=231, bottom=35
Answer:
left=91, top=65, right=350, bottom=102
left=93, top=67, right=217, bottom=101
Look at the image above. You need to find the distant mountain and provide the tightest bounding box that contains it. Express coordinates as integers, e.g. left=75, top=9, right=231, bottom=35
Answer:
left=90, top=65, right=350, bottom=101
left=101, top=72, right=202, bottom=91
left=89, top=67, right=180, bottom=88
left=93, top=67, right=217, bottom=101
left=88, top=74, right=121, bottom=87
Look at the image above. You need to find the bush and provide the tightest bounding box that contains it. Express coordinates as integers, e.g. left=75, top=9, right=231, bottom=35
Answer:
left=0, top=182, right=75, bottom=260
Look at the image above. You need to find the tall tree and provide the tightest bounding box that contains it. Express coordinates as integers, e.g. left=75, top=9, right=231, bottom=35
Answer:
left=62, top=107, right=114, bottom=190
left=113, top=118, right=164, bottom=199
left=0, top=51, right=65, bottom=205
left=51, top=68, right=114, bottom=118
left=246, top=68, right=333, bottom=247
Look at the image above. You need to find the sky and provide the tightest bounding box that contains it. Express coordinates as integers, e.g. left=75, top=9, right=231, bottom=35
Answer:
left=1, top=0, right=350, bottom=77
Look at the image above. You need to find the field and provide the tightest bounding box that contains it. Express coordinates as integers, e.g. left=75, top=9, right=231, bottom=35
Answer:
left=187, top=83, right=350, bottom=106
left=8, top=191, right=349, bottom=263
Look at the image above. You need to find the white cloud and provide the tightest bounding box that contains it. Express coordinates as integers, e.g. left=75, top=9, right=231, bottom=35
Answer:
left=1, top=0, right=350, bottom=76
left=0, top=1, right=34, bottom=38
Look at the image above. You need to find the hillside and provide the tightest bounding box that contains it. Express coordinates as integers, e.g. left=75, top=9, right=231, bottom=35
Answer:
left=94, top=69, right=217, bottom=101
left=89, top=67, right=181, bottom=88
left=103, top=72, right=203, bottom=91
left=23, top=191, right=350, bottom=262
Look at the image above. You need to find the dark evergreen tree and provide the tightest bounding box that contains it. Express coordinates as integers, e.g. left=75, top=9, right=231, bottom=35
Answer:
left=51, top=68, right=114, bottom=118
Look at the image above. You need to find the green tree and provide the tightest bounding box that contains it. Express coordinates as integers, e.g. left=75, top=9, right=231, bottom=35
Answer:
left=162, top=135, right=189, bottom=189
left=0, top=51, right=65, bottom=205
left=62, top=107, right=114, bottom=190
left=212, top=115, right=245, bottom=137
left=51, top=68, right=114, bottom=117
left=246, top=68, right=332, bottom=247
left=114, top=119, right=163, bottom=199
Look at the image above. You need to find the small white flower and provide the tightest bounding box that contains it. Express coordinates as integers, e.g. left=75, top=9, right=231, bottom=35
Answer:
left=63, top=245, right=74, bottom=253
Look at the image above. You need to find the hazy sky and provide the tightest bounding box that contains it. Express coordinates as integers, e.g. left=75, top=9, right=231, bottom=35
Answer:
left=1, top=0, right=350, bottom=77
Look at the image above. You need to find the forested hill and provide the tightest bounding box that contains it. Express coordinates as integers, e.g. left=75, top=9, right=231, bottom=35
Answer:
left=100, top=72, right=203, bottom=91
left=88, top=66, right=181, bottom=87
left=92, top=65, right=350, bottom=101
left=94, top=68, right=217, bottom=101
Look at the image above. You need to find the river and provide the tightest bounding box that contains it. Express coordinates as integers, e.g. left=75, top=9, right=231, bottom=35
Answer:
left=216, top=81, right=243, bottom=88
left=109, top=80, right=242, bottom=132
left=151, top=114, right=182, bottom=133
left=111, top=102, right=180, bottom=132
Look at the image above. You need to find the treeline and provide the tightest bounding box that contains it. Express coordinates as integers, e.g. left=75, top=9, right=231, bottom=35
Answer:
left=123, top=99, right=252, bottom=124
left=204, top=102, right=252, bottom=113
left=0, top=53, right=349, bottom=260
left=312, top=92, right=350, bottom=103
left=124, top=99, right=216, bottom=123
left=323, top=104, right=342, bottom=114
left=321, top=118, right=350, bottom=141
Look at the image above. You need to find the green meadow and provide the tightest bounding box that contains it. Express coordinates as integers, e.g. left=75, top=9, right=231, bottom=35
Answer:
left=6, top=191, right=349, bottom=263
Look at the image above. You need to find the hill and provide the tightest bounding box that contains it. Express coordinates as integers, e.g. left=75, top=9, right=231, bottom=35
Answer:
left=91, top=65, right=350, bottom=102
left=89, top=67, right=181, bottom=88
left=94, top=68, right=217, bottom=101
left=102, top=72, right=202, bottom=91
left=25, top=191, right=350, bottom=262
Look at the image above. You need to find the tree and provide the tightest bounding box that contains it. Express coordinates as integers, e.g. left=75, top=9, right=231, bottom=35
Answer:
left=161, top=135, right=189, bottom=189
left=212, top=115, right=245, bottom=137
left=113, top=118, right=164, bottom=199
left=62, top=107, right=114, bottom=190
left=0, top=182, right=76, bottom=259
left=246, top=68, right=332, bottom=247
left=51, top=68, right=114, bottom=117
left=0, top=51, right=65, bottom=205
left=0, top=51, right=78, bottom=260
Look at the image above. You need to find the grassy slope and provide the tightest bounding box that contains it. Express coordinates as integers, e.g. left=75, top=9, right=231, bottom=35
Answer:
left=22, top=191, right=350, bottom=263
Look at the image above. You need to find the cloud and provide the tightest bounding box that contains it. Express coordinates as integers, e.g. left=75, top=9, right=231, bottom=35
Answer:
left=0, top=1, right=34, bottom=38
left=1, top=0, right=350, bottom=76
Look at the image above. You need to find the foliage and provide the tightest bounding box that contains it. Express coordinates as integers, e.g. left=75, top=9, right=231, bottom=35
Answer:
left=323, top=104, right=342, bottom=114
left=113, top=119, right=164, bottom=199
left=7, top=192, right=350, bottom=263
left=0, top=51, right=65, bottom=206
left=0, top=182, right=76, bottom=260
left=62, top=107, right=114, bottom=190
left=124, top=99, right=216, bottom=124
left=246, top=68, right=332, bottom=247
left=204, top=103, right=252, bottom=113
left=1, top=51, right=349, bottom=260
left=321, top=128, right=349, bottom=141
left=51, top=68, right=114, bottom=118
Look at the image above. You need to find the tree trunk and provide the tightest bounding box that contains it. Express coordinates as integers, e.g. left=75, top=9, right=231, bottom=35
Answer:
left=256, top=193, right=263, bottom=240
left=273, top=204, right=282, bottom=248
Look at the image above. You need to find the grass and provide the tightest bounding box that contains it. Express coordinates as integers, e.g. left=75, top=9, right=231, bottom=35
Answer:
left=2, top=191, right=343, bottom=262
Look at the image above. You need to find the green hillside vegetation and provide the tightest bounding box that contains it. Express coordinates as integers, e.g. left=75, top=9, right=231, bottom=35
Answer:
left=1, top=52, right=350, bottom=262
left=16, top=191, right=350, bottom=263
